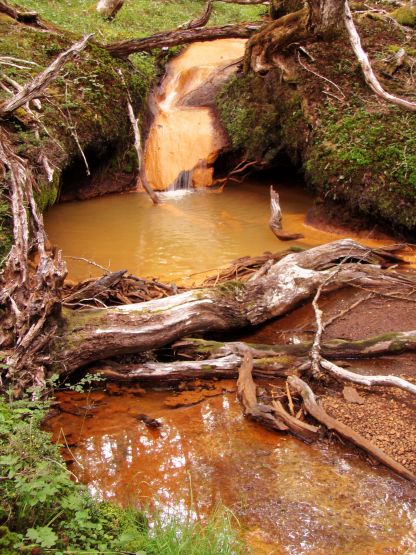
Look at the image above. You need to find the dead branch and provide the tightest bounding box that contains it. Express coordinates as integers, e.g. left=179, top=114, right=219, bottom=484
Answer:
left=180, top=0, right=214, bottom=29
left=319, top=358, right=416, bottom=396
left=106, top=23, right=262, bottom=58
left=174, top=330, right=416, bottom=361
left=63, top=270, right=127, bottom=305
left=344, top=2, right=416, bottom=112
left=237, top=350, right=289, bottom=431
left=0, top=34, right=93, bottom=116
left=288, top=375, right=416, bottom=482
left=272, top=399, right=319, bottom=441
left=127, top=100, right=160, bottom=204
left=96, top=0, right=125, bottom=19
left=0, top=1, right=50, bottom=29
left=269, top=186, right=304, bottom=241
left=237, top=350, right=320, bottom=441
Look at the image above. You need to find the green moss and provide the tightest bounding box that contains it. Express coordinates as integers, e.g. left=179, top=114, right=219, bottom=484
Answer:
left=390, top=4, right=416, bottom=27
left=217, top=73, right=282, bottom=161
left=217, top=280, right=246, bottom=295
left=306, top=103, right=416, bottom=228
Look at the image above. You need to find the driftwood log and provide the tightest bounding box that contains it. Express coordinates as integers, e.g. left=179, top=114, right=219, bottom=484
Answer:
left=269, top=186, right=304, bottom=241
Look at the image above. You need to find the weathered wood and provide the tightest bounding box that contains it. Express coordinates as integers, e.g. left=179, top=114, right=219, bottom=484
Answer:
left=0, top=0, right=49, bottom=28
left=0, top=35, right=93, bottom=116
left=180, top=0, right=214, bottom=29
left=237, top=350, right=289, bottom=431
left=50, top=239, right=412, bottom=374
left=236, top=350, right=321, bottom=441
left=174, top=330, right=416, bottom=361
left=288, top=375, right=416, bottom=482
left=344, top=2, right=416, bottom=112
left=63, top=270, right=127, bottom=305
left=269, top=186, right=304, bottom=241
left=320, top=358, right=416, bottom=396
left=272, top=399, right=319, bottom=441
left=106, top=23, right=262, bottom=58
left=127, top=100, right=160, bottom=204
left=96, top=0, right=125, bottom=19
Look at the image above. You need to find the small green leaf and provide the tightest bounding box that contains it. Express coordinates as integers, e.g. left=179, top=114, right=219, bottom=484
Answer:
left=26, top=526, right=58, bottom=548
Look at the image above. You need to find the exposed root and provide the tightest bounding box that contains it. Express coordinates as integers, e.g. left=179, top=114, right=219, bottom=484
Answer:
left=288, top=375, right=416, bottom=482
left=319, top=358, right=416, bottom=396
left=344, top=2, right=416, bottom=112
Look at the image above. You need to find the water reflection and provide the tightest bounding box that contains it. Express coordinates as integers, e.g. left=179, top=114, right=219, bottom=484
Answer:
left=46, top=388, right=416, bottom=554
left=45, top=182, right=396, bottom=283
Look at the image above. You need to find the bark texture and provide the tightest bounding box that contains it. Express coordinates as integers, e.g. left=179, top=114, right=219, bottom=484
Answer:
left=49, top=239, right=411, bottom=374
left=106, top=23, right=262, bottom=57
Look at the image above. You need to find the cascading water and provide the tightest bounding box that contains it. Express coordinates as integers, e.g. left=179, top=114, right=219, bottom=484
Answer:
left=143, top=39, right=246, bottom=192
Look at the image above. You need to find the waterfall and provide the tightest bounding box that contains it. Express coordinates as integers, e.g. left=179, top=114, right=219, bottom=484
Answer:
left=143, top=40, right=246, bottom=192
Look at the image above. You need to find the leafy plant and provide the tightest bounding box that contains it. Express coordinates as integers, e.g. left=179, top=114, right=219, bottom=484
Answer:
left=0, top=399, right=246, bottom=553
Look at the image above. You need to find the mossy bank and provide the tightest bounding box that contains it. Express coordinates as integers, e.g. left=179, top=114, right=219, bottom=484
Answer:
left=0, top=0, right=265, bottom=263
left=217, top=10, right=416, bottom=234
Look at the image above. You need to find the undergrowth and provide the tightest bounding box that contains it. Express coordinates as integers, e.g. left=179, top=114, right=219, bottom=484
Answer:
left=0, top=397, right=246, bottom=554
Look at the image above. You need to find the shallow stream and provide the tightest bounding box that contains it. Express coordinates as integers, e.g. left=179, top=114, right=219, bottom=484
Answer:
left=44, top=39, right=416, bottom=554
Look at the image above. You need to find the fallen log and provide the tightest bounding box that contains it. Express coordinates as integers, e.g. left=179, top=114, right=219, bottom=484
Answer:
left=173, top=329, right=416, bottom=361
left=92, top=353, right=299, bottom=381
left=105, top=23, right=263, bottom=58
left=48, top=239, right=412, bottom=375
left=288, top=375, right=416, bottom=482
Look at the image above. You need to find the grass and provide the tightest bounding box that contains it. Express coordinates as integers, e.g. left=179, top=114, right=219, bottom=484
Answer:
left=14, top=0, right=266, bottom=41
left=0, top=397, right=246, bottom=554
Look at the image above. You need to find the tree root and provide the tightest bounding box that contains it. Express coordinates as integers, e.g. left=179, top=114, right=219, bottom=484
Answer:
left=288, top=375, right=416, bottom=482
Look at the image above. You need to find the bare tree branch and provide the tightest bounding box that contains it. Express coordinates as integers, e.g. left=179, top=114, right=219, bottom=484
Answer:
left=0, top=34, right=93, bottom=116
left=344, top=1, right=416, bottom=112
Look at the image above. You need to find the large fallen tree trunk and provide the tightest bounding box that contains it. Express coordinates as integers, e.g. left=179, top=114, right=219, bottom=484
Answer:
left=106, top=22, right=263, bottom=57
left=47, top=239, right=412, bottom=375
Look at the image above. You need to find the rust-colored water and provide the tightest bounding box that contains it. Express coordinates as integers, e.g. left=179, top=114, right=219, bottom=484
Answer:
left=46, top=386, right=416, bottom=554
left=45, top=180, right=401, bottom=283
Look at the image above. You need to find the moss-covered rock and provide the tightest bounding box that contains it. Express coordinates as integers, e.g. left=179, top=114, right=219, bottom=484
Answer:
left=216, top=18, right=416, bottom=233
left=390, top=4, right=416, bottom=28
